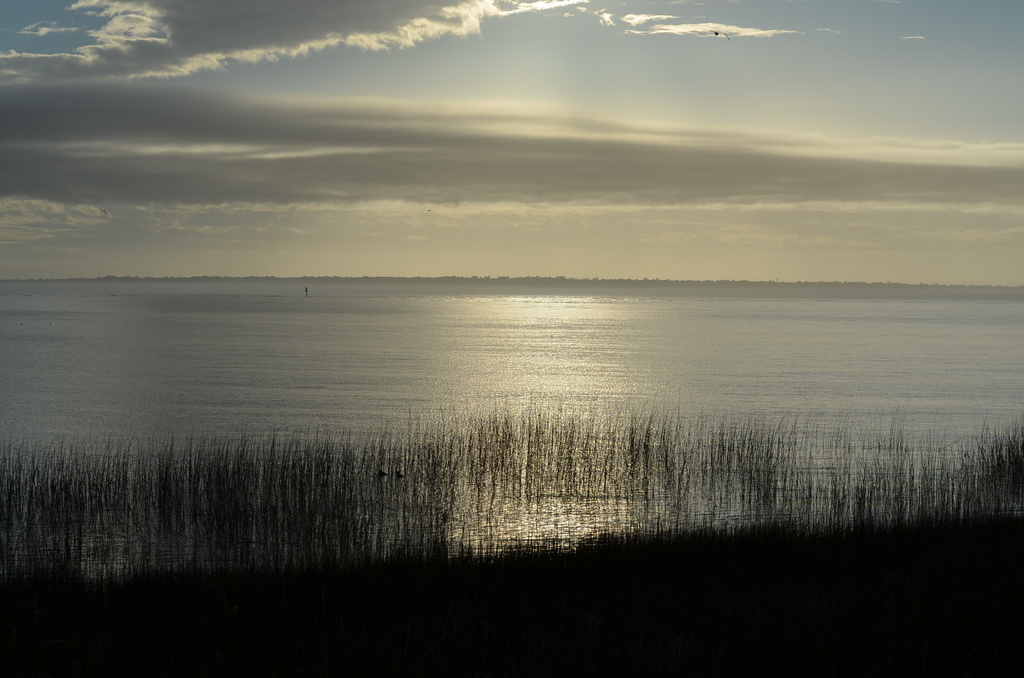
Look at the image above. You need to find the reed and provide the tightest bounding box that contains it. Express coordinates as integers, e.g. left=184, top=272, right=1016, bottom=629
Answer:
left=2, top=410, right=1023, bottom=580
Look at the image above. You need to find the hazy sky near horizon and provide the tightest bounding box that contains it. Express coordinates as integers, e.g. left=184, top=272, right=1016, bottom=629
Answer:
left=2, top=1, right=1023, bottom=283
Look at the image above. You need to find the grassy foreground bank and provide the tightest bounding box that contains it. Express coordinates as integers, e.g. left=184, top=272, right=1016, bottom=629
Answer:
left=4, top=519, right=1024, bottom=676
left=3, top=411, right=1024, bottom=675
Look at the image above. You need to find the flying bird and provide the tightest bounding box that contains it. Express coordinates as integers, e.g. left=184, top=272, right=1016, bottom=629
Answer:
left=713, top=30, right=730, bottom=41
left=100, top=209, right=108, bottom=215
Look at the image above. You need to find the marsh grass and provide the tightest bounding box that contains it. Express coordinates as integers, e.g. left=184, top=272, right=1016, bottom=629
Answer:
left=5, top=411, right=1024, bottom=676
left=3, top=409, right=1023, bottom=580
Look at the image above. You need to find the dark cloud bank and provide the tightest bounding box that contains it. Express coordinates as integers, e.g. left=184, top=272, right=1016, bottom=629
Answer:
left=3, top=84, right=1022, bottom=211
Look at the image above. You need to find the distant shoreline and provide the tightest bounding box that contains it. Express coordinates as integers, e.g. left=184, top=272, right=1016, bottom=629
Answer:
left=3, top=276, right=1024, bottom=300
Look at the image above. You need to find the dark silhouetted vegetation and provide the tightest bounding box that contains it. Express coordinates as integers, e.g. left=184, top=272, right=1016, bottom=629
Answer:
left=3, top=410, right=1023, bottom=675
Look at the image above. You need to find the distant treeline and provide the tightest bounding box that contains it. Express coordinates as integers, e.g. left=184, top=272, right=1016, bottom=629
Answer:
left=5, top=275, right=1024, bottom=300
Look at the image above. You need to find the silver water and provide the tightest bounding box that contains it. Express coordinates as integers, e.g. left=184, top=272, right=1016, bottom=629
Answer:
left=2, top=280, right=1022, bottom=443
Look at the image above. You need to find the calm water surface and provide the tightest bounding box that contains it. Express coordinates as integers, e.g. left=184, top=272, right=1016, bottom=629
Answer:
left=2, top=281, right=1022, bottom=442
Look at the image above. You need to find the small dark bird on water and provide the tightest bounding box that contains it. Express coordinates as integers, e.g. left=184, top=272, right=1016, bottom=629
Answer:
left=395, top=470, right=405, bottom=479
left=377, top=469, right=388, bottom=478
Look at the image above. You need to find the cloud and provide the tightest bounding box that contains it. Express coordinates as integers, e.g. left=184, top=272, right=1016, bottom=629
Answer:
left=0, top=0, right=582, bottom=82
left=0, top=199, right=100, bottom=245
left=499, top=0, right=588, bottom=16
left=3, top=85, right=1024, bottom=222
left=620, top=14, right=678, bottom=27
left=626, top=22, right=800, bottom=39
left=901, top=35, right=925, bottom=40
left=18, top=22, right=80, bottom=36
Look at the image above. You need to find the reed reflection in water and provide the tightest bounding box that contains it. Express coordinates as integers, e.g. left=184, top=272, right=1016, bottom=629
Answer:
left=2, top=409, right=1023, bottom=579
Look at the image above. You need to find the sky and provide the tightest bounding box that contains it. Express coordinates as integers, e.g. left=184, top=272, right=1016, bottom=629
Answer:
left=2, top=1, right=1024, bottom=284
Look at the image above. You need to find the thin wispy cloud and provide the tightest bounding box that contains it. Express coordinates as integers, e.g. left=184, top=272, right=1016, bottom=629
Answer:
left=620, top=14, right=678, bottom=27
left=17, top=22, right=79, bottom=36
left=0, top=0, right=583, bottom=82
left=626, top=22, right=799, bottom=38
left=499, top=0, right=588, bottom=15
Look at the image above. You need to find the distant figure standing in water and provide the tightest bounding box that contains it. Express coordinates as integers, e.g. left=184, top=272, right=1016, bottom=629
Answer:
left=305, top=286, right=308, bottom=297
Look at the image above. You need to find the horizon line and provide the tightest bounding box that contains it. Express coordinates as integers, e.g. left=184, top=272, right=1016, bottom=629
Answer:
left=2, top=275, right=1023, bottom=289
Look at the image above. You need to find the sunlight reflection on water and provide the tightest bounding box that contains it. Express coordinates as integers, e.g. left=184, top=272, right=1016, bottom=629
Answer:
left=451, top=495, right=645, bottom=551
left=1, top=287, right=1022, bottom=442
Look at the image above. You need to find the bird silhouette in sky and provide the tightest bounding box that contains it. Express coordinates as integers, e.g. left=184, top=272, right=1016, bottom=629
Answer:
left=100, top=208, right=108, bottom=215
left=713, top=30, right=730, bottom=41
